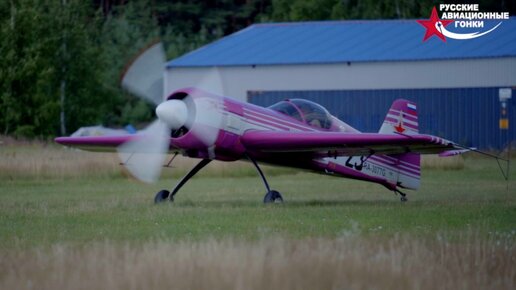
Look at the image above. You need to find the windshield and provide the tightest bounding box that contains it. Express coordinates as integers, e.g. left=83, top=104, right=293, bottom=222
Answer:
left=268, top=99, right=333, bottom=129
left=268, top=101, right=303, bottom=122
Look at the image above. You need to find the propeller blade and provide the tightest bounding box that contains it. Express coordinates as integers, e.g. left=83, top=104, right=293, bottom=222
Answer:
left=183, top=67, right=225, bottom=146
left=117, top=120, right=170, bottom=183
left=184, top=94, right=223, bottom=147
left=121, top=42, right=166, bottom=105
left=194, top=67, right=225, bottom=96
left=116, top=42, right=226, bottom=181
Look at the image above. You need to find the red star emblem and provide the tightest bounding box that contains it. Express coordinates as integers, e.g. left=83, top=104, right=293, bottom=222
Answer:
left=416, top=7, right=454, bottom=42
left=394, top=114, right=405, bottom=133
left=394, top=121, right=405, bottom=133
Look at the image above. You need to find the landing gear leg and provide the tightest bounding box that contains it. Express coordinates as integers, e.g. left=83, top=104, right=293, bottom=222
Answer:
left=395, top=189, right=408, bottom=202
left=247, top=155, right=283, bottom=203
left=154, top=159, right=212, bottom=204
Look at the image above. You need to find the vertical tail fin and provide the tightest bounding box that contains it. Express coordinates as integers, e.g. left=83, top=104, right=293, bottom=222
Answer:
left=391, top=152, right=420, bottom=190
left=379, top=99, right=419, bottom=135
left=381, top=99, right=420, bottom=190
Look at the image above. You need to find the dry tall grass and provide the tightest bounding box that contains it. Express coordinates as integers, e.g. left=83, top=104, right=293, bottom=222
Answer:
left=421, top=154, right=465, bottom=170
left=0, top=136, right=292, bottom=180
left=0, top=141, right=121, bottom=180
left=0, top=233, right=513, bottom=290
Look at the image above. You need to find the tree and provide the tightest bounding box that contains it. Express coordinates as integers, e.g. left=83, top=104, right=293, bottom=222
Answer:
left=97, top=0, right=162, bottom=127
left=0, top=0, right=111, bottom=138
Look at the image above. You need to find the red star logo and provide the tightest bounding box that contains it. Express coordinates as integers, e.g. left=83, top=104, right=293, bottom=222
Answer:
left=394, top=121, right=405, bottom=133
left=394, top=114, right=405, bottom=133
left=416, top=7, right=454, bottom=42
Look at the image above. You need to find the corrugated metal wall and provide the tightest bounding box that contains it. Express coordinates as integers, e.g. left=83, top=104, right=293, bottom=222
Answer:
left=248, top=87, right=515, bottom=150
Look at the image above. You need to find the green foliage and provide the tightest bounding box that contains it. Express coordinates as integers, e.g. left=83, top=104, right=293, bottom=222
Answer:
left=97, top=1, right=161, bottom=127
left=120, top=99, right=153, bottom=126
left=13, top=125, right=35, bottom=139
left=0, top=0, right=108, bottom=137
left=270, top=0, right=444, bottom=21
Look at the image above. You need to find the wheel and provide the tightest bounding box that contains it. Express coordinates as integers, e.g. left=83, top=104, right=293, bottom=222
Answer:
left=154, top=190, right=171, bottom=204
left=400, top=196, right=408, bottom=202
left=263, top=190, right=283, bottom=203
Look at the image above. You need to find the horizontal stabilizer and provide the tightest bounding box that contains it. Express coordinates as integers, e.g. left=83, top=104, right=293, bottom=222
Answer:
left=439, top=148, right=474, bottom=157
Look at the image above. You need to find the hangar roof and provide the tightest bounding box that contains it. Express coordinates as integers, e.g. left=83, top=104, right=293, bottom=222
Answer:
left=167, top=18, right=516, bottom=67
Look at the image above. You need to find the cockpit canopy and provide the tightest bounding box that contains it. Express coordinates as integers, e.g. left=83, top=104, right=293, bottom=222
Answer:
left=268, top=99, right=333, bottom=129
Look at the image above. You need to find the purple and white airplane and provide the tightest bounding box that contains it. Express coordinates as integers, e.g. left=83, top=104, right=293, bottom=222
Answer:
left=54, top=43, right=493, bottom=203
left=55, top=87, right=475, bottom=203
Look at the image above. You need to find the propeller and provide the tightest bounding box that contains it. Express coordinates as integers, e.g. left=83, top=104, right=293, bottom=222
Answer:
left=120, top=42, right=165, bottom=106
left=117, top=41, right=224, bottom=183
left=117, top=119, right=169, bottom=183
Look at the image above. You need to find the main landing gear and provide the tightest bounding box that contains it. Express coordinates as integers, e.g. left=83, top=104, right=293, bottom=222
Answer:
left=394, top=189, right=408, bottom=202
left=247, top=155, right=283, bottom=204
left=154, top=156, right=283, bottom=204
left=154, top=159, right=212, bottom=204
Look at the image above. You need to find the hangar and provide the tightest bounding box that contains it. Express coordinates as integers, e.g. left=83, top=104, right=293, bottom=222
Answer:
left=165, top=19, right=516, bottom=149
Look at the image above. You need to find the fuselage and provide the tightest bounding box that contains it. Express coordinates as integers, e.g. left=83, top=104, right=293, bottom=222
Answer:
left=168, top=88, right=418, bottom=191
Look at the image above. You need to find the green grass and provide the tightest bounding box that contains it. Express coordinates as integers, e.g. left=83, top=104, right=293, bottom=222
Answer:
left=0, top=149, right=515, bottom=289
left=1, top=156, right=514, bottom=248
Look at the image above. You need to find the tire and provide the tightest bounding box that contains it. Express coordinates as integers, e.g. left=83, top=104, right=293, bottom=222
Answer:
left=263, top=190, right=283, bottom=203
left=154, top=190, right=171, bottom=204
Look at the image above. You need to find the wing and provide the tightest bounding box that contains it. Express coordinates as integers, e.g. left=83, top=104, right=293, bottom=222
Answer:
left=54, top=135, right=174, bottom=153
left=241, top=131, right=462, bottom=157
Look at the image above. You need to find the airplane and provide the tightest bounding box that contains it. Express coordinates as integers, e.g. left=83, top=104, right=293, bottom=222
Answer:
left=55, top=43, right=508, bottom=204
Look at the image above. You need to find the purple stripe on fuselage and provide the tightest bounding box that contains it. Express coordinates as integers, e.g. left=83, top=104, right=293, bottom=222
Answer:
left=372, top=155, right=420, bottom=170
left=244, top=108, right=315, bottom=132
left=244, top=112, right=313, bottom=132
left=224, top=100, right=244, bottom=116
left=244, top=114, right=292, bottom=131
left=397, top=162, right=420, bottom=174
left=369, top=156, right=420, bottom=174
left=244, top=119, right=279, bottom=131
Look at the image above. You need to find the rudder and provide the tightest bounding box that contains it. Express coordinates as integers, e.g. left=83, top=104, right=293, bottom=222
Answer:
left=380, top=99, right=420, bottom=190
left=379, top=99, right=419, bottom=135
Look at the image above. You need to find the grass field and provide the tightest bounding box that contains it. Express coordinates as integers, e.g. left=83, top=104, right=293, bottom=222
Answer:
left=0, top=140, right=515, bottom=289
